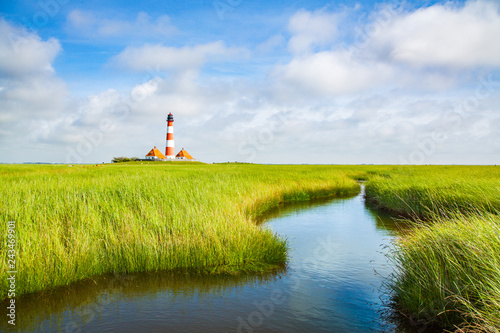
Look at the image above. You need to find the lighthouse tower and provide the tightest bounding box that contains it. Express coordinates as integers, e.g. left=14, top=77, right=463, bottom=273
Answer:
left=165, top=113, right=175, bottom=159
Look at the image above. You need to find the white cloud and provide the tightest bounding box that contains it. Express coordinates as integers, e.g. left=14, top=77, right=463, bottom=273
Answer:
left=371, top=0, right=500, bottom=68
left=273, top=1, right=500, bottom=98
left=273, top=51, right=395, bottom=96
left=0, top=19, right=69, bottom=153
left=272, top=8, right=398, bottom=97
left=287, top=9, right=338, bottom=54
left=66, top=10, right=177, bottom=38
left=131, top=73, right=205, bottom=117
left=0, top=18, right=61, bottom=76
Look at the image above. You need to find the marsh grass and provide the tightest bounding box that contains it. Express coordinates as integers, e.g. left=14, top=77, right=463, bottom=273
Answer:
left=389, top=213, right=500, bottom=331
left=365, top=166, right=500, bottom=220
left=0, top=163, right=359, bottom=298
left=365, top=166, right=500, bottom=332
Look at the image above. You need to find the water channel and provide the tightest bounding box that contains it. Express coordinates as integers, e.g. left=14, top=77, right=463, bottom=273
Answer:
left=4, top=187, right=413, bottom=332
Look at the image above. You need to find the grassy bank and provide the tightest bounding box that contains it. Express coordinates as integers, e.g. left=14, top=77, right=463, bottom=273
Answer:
left=365, top=166, right=500, bottom=331
left=365, top=166, right=500, bottom=219
left=390, top=213, right=500, bottom=331
left=0, top=163, right=359, bottom=298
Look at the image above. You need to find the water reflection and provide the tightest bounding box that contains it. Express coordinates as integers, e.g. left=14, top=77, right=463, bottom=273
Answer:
left=1, top=269, right=284, bottom=333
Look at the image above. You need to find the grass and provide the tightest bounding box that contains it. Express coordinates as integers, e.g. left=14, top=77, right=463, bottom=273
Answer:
left=364, top=166, right=500, bottom=332
left=0, top=163, right=359, bottom=298
left=389, top=213, right=500, bottom=332
left=365, top=166, right=500, bottom=219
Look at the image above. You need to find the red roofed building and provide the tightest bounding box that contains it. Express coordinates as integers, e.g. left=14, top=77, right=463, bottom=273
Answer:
left=145, top=146, right=166, bottom=160
left=175, top=148, right=194, bottom=160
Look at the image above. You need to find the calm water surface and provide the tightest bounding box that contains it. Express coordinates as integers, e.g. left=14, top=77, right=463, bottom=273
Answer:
left=4, top=188, right=411, bottom=332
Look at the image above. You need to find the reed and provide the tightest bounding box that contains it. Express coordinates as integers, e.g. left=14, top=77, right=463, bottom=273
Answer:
left=389, top=213, right=500, bottom=331
left=365, top=166, right=500, bottom=331
left=365, top=165, right=500, bottom=219
left=0, top=163, right=359, bottom=297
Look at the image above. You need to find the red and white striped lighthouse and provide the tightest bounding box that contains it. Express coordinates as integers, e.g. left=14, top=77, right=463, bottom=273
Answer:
left=165, top=113, right=175, bottom=159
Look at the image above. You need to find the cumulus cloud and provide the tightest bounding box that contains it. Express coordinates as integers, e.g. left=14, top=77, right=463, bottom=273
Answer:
left=0, top=19, right=69, bottom=152
left=246, top=2, right=500, bottom=164
left=273, top=51, right=395, bottom=96
left=0, top=20, right=132, bottom=162
left=273, top=1, right=500, bottom=97
left=0, top=18, right=61, bottom=76
left=66, top=10, right=177, bottom=38
left=287, top=9, right=338, bottom=54
left=108, top=40, right=248, bottom=118
left=371, top=0, right=500, bottom=68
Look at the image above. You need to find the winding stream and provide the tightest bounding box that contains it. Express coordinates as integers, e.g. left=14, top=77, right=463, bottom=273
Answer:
left=4, top=188, right=411, bottom=332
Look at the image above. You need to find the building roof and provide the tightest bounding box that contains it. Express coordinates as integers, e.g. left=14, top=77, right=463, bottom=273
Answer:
left=176, top=148, right=194, bottom=159
left=146, top=146, right=166, bottom=159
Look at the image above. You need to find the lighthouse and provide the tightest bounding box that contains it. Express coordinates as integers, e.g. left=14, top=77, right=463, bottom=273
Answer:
left=144, top=112, right=197, bottom=162
left=165, top=113, right=175, bottom=159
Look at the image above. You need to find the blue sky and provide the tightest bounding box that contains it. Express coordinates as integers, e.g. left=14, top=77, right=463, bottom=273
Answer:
left=0, top=0, right=499, bottom=164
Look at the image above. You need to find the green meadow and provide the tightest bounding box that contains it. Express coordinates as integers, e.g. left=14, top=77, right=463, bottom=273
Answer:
left=1, top=163, right=499, bottom=331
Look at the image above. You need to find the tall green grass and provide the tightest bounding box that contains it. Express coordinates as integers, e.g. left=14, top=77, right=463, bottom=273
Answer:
left=365, top=166, right=500, bottom=331
left=0, top=163, right=359, bottom=297
left=365, top=166, right=500, bottom=219
left=390, top=213, right=500, bottom=331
